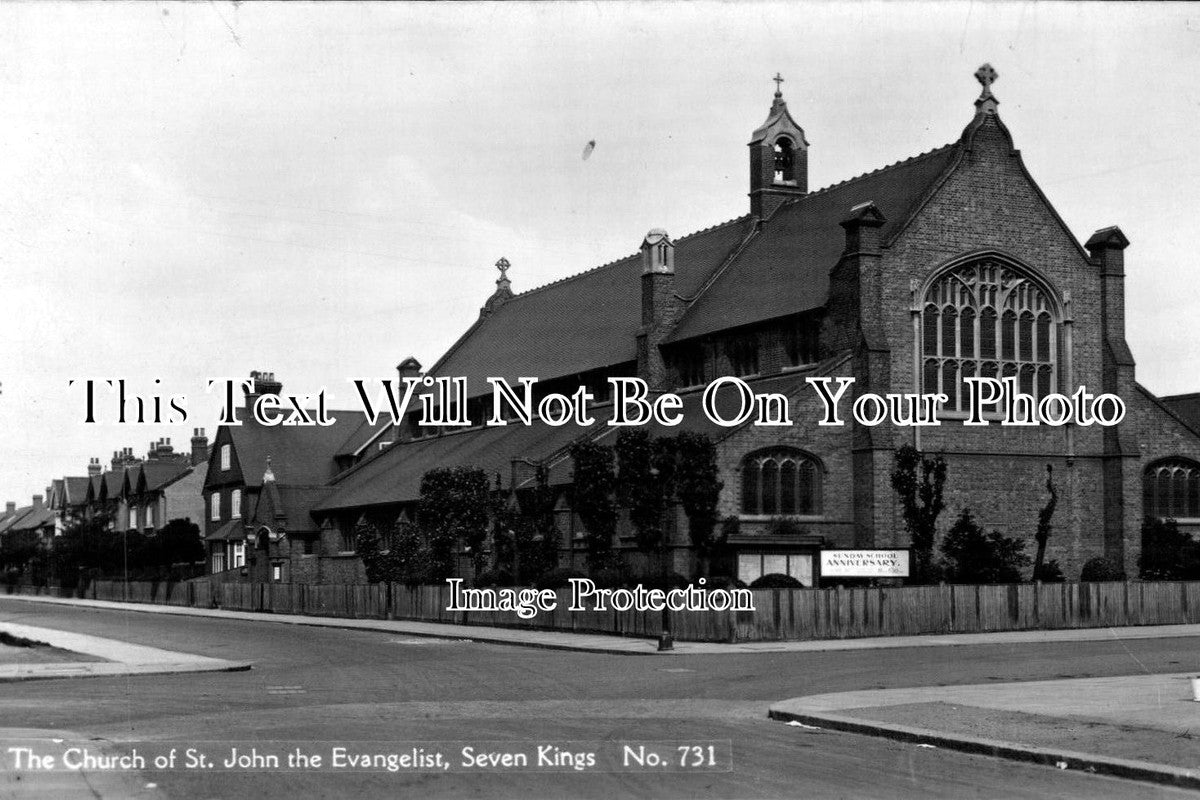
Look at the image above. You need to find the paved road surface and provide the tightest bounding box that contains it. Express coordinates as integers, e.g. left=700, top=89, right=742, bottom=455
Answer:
left=1, top=600, right=1197, bottom=799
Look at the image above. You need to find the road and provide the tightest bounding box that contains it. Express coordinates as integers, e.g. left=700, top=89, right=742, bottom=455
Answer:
left=1, top=599, right=1197, bottom=799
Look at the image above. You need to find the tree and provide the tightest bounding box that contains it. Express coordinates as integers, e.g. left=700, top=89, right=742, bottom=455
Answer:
left=157, top=519, right=205, bottom=569
left=1139, top=517, right=1200, bottom=580
left=940, top=509, right=1030, bottom=584
left=614, top=430, right=676, bottom=552
left=568, top=439, right=617, bottom=568
left=416, top=466, right=491, bottom=581
left=674, top=432, right=724, bottom=577
left=890, top=445, right=948, bottom=583
left=357, top=516, right=435, bottom=585
left=1032, top=465, right=1058, bottom=581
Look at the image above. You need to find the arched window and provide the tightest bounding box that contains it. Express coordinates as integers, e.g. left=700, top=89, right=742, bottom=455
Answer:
left=1143, top=458, right=1200, bottom=520
left=741, top=448, right=820, bottom=516
left=773, top=137, right=795, bottom=183
left=921, top=258, right=1059, bottom=414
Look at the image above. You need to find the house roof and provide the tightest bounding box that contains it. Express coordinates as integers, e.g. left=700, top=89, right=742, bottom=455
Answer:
left=64, top=477, right=90, bottom=506
left=137, top=461, right=192, bottom=493
left=251, top=482, right=335, bottom=534
left=205, top=519, right=244, bottom=542
left=7, top=506, right=54, bottom=533
left=214, top=410, right=370, bottom=489
left=428, top=215, right=758, bottom=395
left=0, top=506, right=32, bottom=534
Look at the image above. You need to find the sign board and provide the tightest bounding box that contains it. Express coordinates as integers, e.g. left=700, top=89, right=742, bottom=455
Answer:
left=820, top=549, right=910, bottom=578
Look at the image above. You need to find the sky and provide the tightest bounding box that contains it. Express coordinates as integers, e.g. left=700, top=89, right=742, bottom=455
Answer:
left=2, top=2, right=1199, bottom=504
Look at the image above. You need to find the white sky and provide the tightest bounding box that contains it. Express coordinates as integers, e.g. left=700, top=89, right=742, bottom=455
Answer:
left=2, top=2, right=1199, bottom=504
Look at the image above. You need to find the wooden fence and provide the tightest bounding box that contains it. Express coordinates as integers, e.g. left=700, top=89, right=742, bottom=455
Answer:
left=8, top=579, right=1200, bottom=643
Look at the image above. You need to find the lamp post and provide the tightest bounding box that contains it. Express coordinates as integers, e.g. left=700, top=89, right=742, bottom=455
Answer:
left=655, top=465, right=674, bottom=652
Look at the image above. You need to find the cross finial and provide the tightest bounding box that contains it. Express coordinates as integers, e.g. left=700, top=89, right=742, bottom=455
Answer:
left=495, top=257, right=510, bottom=282
left=975, top=63, right=997, bottom=91
left=773, top=72, right=784, bottom=97
left=973, top=63, right=999, bottom=114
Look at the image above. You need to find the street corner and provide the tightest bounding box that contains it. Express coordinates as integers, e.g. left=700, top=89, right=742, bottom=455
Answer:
left=768, top=675, right=1200, bottom=791
left=0, top=620, right=252, bottom=682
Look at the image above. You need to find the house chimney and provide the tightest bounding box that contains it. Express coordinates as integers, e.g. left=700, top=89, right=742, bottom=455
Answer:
left=636, top=229, right=682, bottom=390
left=32, top=494, right=43, bottom=511
left=87, top=457, right=102, bottom=477
left=246, top=370, right=283, bottom=410
left=4, top=502, right=14, bottom=515
left=191, top=428, right=209, bottom=466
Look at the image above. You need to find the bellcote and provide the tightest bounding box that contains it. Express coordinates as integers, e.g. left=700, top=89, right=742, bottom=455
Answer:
left=749, top=73, right=809, bottom=219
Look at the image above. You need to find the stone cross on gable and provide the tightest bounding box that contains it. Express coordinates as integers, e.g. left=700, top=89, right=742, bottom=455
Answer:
left=495, top=257, right=510, bottom=283
left=773, top=72, right=784, bottom=96
left=975, top=63, right=998, bottom=90
left=973, top=63, right=999, bottom=113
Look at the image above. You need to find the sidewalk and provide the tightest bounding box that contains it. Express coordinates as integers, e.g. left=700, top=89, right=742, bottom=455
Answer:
left=770, top=673, right=1200, bottom=790
left=5, top=592, right=1200, bottom=655
left=0, top=620, right=252, bottom=681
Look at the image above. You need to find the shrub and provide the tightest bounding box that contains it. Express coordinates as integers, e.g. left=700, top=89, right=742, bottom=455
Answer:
left=1080, top=556, right=1126, bottom=582
left=749, top=573, right=803, bottom=589
left=1033, top=559, right=1065, bottom=583
left=1139, top=518, right=1200, bottom=580
left=940, top=509, right=1030, bottom=584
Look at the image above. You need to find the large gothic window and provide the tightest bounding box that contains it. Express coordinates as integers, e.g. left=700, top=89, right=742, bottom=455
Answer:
left=741, top=448, right=820, bottom=516
left=1144, top=458, right=1200, bottom=520
left=922, top=258, right=1059, bottom=412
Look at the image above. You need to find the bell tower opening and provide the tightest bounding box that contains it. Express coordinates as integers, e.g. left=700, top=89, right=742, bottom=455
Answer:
left=749, top=73, right=809, bottom=219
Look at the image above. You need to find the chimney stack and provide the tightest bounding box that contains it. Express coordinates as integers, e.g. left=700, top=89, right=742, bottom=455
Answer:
left=32, top=494, right=43, bottom=511
left=636, top=229, right=682, bottom=390
left=87, top=457, right=102, bottom=477
left=5, top=502, right=14, bottom=515
left=246, top=370, right=283, bottom=411
left=191, top=428, right=209, bottom=466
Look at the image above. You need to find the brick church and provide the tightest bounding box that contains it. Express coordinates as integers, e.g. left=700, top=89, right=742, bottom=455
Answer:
left=306, top=65, right=1200, bottom=585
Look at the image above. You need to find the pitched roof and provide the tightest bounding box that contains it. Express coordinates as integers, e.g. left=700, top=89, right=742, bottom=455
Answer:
left=426, top=139, right=959, bottom=391
left=1159, top=393, right=1200, bottom=432
left=315, top=416, right=603, bottom=513
left=8, top=507, right=55, bottom=533
left=314, top=367, right=830, bottom=514
left=220, top=410, right=370, bottom=489
left=64, top=477, right=90, bottom=506
left=251, top=483, right=335, bottom=534
left=429, top=215, right=757, bottom=395
left=0, top=506, right=32, bottom=534
left=667, top=144, right=960, bottom=342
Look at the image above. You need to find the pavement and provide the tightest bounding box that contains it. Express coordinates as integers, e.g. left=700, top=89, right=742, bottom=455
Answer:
left=6, top=591, right=1200, bottom=656
left=0, top=619, right=252, bottom=681
left=770, top=673, right=1200, bottom=790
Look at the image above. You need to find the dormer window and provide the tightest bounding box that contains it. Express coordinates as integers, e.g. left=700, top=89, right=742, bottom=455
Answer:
left=773, top=137, right=795, bottom=184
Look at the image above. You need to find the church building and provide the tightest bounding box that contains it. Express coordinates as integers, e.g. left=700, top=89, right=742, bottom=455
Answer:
left=313, top=65, right=1200, bottom=585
